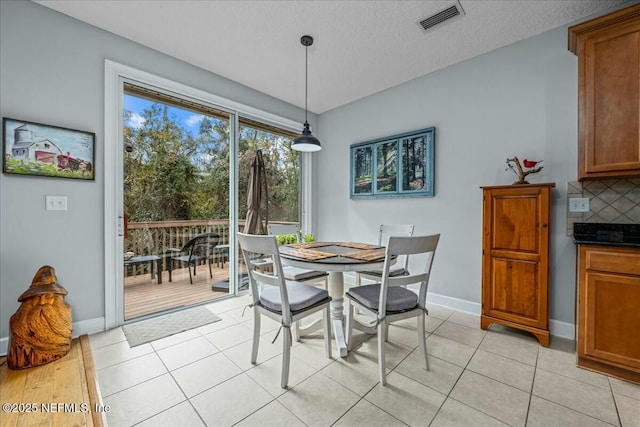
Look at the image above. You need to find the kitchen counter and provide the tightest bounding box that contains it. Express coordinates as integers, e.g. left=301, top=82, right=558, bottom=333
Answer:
left=572, top=223, right=640, bottom=248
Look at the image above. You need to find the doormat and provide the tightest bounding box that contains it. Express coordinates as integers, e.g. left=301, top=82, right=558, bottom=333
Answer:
left=122, top=306, right=221, bottom=347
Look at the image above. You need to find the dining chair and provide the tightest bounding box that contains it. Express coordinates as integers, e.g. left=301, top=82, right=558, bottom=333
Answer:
left=168, top=232, right=220, bottom=284
left=355, top=224, right=415, bottom=286
left=266, top=224, right=328, bottom=289
left=345, top=234, right=440, bottom=386
left=237, top=232, right=332, bottom=389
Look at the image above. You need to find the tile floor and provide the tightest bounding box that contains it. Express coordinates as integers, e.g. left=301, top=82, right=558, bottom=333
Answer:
left=90, top=294, right=640, bottom=427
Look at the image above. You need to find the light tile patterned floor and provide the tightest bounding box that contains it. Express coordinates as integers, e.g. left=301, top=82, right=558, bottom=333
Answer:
left=90, top=294, right=640, bottom=427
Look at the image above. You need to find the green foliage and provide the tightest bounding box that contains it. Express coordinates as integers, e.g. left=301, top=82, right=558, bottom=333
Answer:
left=275, top=234, right=297, bottom=246
left=274, top=233, right=314, bottom=245
left=237, top=127, right=300, bottom=222
left=123, top=100, right=300, bottom=224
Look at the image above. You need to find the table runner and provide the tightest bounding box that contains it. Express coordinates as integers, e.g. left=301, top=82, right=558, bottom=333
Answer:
left=280, top=247, right=338, bottom=261
left=289, top=242, right=333, bottom=249
left=337, top=242, right=383, bottom=250
left=340, top=248, right=386, bottom=261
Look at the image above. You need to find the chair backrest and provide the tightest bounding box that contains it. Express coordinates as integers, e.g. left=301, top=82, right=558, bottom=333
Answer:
left=237, top=232, right=292, bottom=321
left=378, top=224, right=415, bottom=269
left=182, top=232, right=220, bottom=259
left=378, top=234, right=440, bottom=317
left=267, top=224, right=302, bottom=243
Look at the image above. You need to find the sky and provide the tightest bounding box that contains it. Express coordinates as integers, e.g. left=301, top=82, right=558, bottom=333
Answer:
left=123, top=93, right=294, bottom=154
left=124, top=94, right=213, bottom=137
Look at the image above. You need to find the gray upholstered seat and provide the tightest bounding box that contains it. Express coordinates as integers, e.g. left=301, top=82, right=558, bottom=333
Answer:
left=346, top=284, right=417, bottom=313
left=282, top=266, right=328, bottom=281
left=237, top=232, right=332, bottom=389
left=357, top=265, right=409, bottom=278
left=260, top=281, right=329, bottom=313
left=346, top=234, right=440, bottom=386
left=355, top=224, right=414, bottom=286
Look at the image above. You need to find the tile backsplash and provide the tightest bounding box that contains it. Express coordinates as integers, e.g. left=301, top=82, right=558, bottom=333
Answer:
left=566, top=178, right=640, bottom=235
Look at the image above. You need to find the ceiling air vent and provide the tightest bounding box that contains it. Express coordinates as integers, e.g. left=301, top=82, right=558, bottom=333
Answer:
left=417, top=1, right=464, bottom=33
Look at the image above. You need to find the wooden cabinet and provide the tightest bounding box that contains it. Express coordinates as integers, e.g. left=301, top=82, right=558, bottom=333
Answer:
left=577, top=245, right=640, bottom=384
left=480, top=183, right=555, bottom=347
left=569, top=4, right=640, bottom=179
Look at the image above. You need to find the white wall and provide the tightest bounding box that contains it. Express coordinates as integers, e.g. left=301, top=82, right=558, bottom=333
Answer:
left=316, top=24, right=580, bottom=328
left=0, top=1, right=311, bottom=340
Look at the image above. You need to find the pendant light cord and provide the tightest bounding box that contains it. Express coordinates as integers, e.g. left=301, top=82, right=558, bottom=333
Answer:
left=305, top=43, right=308, bottom=123
left=292, top=35, right=320, bottom=151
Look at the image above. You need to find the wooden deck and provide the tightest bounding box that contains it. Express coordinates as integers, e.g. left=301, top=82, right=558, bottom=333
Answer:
left=124, top=263, right=239, bottom=320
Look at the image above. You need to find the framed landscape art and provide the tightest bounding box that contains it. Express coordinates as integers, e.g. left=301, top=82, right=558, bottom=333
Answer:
left=2, top=117, right=95, bottom=180
left=350, top=127, right=435, bottom=199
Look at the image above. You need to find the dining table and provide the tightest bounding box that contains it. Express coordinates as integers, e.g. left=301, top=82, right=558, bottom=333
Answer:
left=278, top=241, right=388, bottom=357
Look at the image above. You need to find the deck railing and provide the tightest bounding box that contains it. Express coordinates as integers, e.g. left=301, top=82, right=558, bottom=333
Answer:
left=124, top=219, right=295, bottom=278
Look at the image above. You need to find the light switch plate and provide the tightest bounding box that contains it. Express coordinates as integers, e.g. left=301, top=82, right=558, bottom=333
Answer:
left=46, top=195, right=67, bottom=211
left=569, top=197, right=589, bottom=212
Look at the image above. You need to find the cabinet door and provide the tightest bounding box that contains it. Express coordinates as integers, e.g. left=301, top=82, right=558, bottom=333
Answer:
left=580, top=271, right=640, bottom=369
left=486, top=257, right=543, bottom=327
left=482, top=187, right=550, bottom=329
left=579, top=17, right=640, bottom=178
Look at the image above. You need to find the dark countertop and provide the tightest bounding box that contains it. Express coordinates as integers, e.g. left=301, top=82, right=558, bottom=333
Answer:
left=572, top=222, right=640, bottom=248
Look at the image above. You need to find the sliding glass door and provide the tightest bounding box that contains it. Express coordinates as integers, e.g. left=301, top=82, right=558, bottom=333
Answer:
left=122, top=83, right=234, bottom=320
left=104, top=61, right=310, bottom=328
left=118, top=82, right=302, bottom=321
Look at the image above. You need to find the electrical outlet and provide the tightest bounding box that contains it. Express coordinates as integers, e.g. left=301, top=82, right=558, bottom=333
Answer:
left=569, top=197, right=589, bottom=213
left=46, top=195, right=68, bottom=211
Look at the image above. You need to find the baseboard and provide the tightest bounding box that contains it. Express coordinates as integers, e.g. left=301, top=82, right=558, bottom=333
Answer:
left=344, top=272, right=575, bottom=340
left=426, top=292, right=481, bottom=315
left=0, top=317, right=105, bottom=356
left=74, top=317, right=106, bottom=338
left=549, top=319, right=576, bottom=340
left=0, top=337, right=7, bottom=357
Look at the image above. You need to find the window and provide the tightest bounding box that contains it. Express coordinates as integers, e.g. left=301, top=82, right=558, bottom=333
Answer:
left=123, top=83, right=301, bottom=225
left=350, top=127, right=435, bottom=199
left=123, top=83, right=233, bottom=223
left=238, top=120, right=300, bottom=224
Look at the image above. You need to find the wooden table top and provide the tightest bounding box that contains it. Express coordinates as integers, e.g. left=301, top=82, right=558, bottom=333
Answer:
left=279, top=242, right=386, bottom=265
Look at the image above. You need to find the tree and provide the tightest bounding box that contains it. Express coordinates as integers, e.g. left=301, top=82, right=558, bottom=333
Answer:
left=124, top=99, right=301, bottom=225
left=124, top=104, right=199, bottom=221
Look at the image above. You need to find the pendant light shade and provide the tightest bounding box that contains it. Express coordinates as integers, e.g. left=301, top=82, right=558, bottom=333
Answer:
left=292, top=35, right=321, bottom=152
left=293, top=122, right=321, bottom=152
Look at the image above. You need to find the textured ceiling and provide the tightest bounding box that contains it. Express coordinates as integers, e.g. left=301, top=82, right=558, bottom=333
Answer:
left=36, top=0, right=629, bottom=114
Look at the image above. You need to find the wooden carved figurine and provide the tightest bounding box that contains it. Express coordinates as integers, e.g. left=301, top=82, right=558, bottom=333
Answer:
left=7, top=266, right=73, bottom=370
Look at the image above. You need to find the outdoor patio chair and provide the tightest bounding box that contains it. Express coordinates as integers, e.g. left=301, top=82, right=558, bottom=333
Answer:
left=346, top=234, right=439, bottom=386
left=355, top=224, right=415, bottom=286
left=237, top=232, right=332, bottom=389
left=168, top=232, right=220, bottom=284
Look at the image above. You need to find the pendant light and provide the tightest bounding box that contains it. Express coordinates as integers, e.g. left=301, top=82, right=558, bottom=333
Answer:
left=292, top=35, right=321, bottom=152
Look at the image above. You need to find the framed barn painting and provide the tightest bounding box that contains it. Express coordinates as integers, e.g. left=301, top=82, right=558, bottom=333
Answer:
left=2, top=117, right=95, bottom=180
